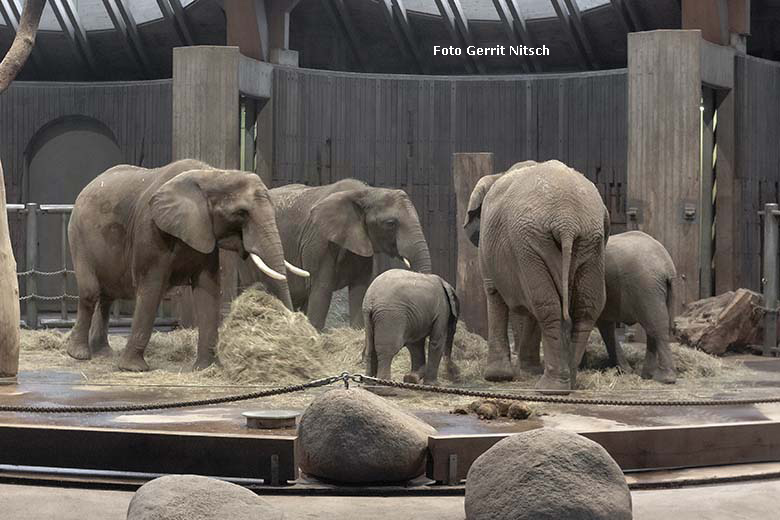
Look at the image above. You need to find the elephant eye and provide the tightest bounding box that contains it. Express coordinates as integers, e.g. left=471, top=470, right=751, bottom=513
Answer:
left=383, top=218, right=399, bottom=229
left=234, top=208, right=249, bottom=219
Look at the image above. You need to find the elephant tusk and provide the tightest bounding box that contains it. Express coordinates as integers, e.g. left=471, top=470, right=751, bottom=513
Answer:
left=402, top=257, right=411, bottom=269
left=285, top=260, right=310, bottom=278
left=251, top=253, right=287, bottom=281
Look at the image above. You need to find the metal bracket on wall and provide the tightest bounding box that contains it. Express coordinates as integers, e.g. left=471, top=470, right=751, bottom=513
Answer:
left=681, top=200, right=698, bottom=223
left=625, top=199, right=643, bottom=226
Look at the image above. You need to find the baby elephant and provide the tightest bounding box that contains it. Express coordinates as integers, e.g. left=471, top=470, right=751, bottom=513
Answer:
left=598, top=231, right=678, bottom=383
left=363, top=269, right=460, bottom=385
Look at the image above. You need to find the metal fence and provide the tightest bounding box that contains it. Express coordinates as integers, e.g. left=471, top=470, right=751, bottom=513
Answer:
left=6, top=203, right=176, bottom=330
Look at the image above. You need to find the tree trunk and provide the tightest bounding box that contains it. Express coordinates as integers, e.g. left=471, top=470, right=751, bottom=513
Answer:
left=0, top=0, right=46, bottom=381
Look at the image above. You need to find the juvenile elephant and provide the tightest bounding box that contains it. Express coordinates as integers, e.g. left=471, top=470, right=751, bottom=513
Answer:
left=465, top=160, right=609, bottom=391
left=240, top=179, right=432, bottom=331
left=66, top=159, right=306, bottom=371
left=596, top=231, right=678, bottom=383
left=362, top=269, right=459, bottom=385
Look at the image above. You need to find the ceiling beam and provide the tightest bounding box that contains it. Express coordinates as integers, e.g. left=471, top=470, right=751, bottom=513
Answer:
left=391, top=0, right=429, bottom=74
left=492, top=0, right=533, bottom=72
left=101, top=0, right=154, bottom=78
left=0, top=0, right=46, bottom=74
left=608, top=0, right=636, bottom=34
left=49, top=0, right=98, bottom=76
left=322, top=0, right=367, bottom=72
left=157, top=0, right=194, bottom=46
left=433, top=0, right=475, bottom=74
left=562, top=0, right=599, bottom=67
left=448, top=0, right=486, bottom=74
left=549, top=0, right=591, bottom=70
left=622, top=0, right=644, bottom=31
left=506, top=0, right=542, bottom=72
left=379, top=0, right=424, bottom=73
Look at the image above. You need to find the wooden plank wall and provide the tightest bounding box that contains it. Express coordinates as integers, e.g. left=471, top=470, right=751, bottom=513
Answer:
left=271, top=68, right=629, bottom=283
left=734, top=55, right=780, bottom=292
left=0, top=80, right=173, bottom=264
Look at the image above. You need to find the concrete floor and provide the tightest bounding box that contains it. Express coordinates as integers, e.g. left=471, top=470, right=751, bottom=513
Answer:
left=2, top=479, right=779, bottom=520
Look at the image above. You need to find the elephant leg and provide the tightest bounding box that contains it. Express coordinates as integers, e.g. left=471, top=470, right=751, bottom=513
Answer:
left=511, top=309, right=542, bottom=374
left=641, top=338, right=658, bottom=380
left=373, top=324, right=404, bottom=381
left=570, top=316, right=597, bottom=389
left=306, top=256, right=337, bottom=331
left=484, top=288, right=514, bottom=382
left=348, top=267, right=371, bottom=329
left=192, top=258, right=220, bottom=371
left=423, top=331, right=445, bottom=386
left=404, top=338, right=427, bottom=384
left=645, top=316, right=677, bottom=384
left=597, top=321, right=631, bottom=373
left=88, top=296, right=114, bottom=356
left=118, top=274, right=168, bottom=372
left=66, top=267, right=100, bottom=360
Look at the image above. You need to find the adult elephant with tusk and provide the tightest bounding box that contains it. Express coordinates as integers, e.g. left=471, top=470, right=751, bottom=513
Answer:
left=65, top=159, right=307, bottom=372
left=240, top=179, right=432, bottom=331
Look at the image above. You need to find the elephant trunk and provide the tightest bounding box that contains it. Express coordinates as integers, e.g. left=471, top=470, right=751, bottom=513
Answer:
left=243, top=213, right=293, bottom=310
left=398, top=203, right=432, bottom=274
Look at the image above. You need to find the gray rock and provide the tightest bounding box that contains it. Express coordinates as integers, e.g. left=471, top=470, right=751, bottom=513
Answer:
left=126, top=475, right=284, bottom=520
left=297, top=387, right=436, bottom=483
left=465, top=428, right=632, bottom=520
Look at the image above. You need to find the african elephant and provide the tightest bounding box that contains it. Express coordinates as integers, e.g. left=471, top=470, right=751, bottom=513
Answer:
left=65, top=159, right=306, bottom=372
left=240, top=179, right=432, bottom=331
left=362, top=269, right=459, bottom=385
left=596, top=231, right=678, bottom=383
left=465, top=160, right=609, bottom=391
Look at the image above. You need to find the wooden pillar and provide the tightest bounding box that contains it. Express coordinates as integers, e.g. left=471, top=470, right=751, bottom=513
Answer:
left=628, top=31, right=702, bottom=309
left=715, top=86, right=738, bottom=293
left=173, top=46, right=241, bottom=321
left=454, top=153, right=492, bottom=339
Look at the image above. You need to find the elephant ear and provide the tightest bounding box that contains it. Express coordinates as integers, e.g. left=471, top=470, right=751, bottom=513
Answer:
left=150, top=170, right=216, bottom=254
left=439, top=277, right=460, bottom=320
left=464, top=173, right=504, bottom=228
left=309, top=190, right=373, bottom=257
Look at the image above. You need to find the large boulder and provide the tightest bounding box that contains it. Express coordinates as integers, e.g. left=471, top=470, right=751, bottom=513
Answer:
left=674, top=288, right=773, bottom=355
left=465, top=428, right=632, bottom=520
left=126, top=475, right=284, bottom=520
left=297, top=387, right=436, bottom=483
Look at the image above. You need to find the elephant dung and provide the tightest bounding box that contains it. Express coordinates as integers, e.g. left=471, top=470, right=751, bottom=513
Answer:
left=297, top=387, right=436, bottom=484
left=674, top=289, right=773, bottom=355
left=126, top=474, right=284, bottom=520
left=465, top=428, right=632, bottom=520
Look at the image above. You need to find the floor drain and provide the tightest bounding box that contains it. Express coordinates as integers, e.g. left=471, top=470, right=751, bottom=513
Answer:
left=242, top=410, right=299, bottom=429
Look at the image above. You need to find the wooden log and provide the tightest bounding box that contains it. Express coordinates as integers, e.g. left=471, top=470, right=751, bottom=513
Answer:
left=453, top=153, right=493, bottom=339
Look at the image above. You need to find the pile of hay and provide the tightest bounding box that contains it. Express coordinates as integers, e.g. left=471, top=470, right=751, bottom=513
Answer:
left=217, top=288, right=322, bottom=384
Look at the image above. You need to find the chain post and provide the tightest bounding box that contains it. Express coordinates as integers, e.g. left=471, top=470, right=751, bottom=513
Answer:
left=60, top=212, right=69, bottom=321
left=25, top=203, right=38, bottom=330
left=763, top=203, right=779, bottom=356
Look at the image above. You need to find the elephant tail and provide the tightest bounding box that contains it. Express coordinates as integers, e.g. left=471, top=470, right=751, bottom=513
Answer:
left=444, top=319, right=462, bottom=383
left=363, top=309, right=377, bottom=376
left=559, top=233, right=574, bottom=324
left=666, top=276, right=677, bottom=335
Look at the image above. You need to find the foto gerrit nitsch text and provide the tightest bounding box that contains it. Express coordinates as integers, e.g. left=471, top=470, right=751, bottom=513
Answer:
left=433, top=45, right=550, bottom=57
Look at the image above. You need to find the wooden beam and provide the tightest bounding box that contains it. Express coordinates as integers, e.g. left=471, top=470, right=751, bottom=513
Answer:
left=609, top=0, right=636, bottom=34
left=49, top=0, right=98, bottom=76
left=562, top=0, right=599, bottom=67
left=0, top=0, right=45, bottom=74
left=505, top=0, right=542, bottom=72
left=623, top=0, right=644, bottom=31
left=492, top=0, right=532, bottom=73
left=380, top=0, right=423, bottom=73
left=391, top=0, right=429, bottom=74
left=427, top=421, right=780, bottom=483
left=549, top=0, right=593, bottom=70
left=267, top=0, right=301, bottom=51
left=157, top=0, right=194, bottom=46
left=448, top=0, right=486, bottom=74
left=322, top=0, right=367, bottom=72
left=0, top=423, right=298, bottom=484
left=101, top=0, right=154, bottom=78
left=433, top=0, right=475, bottom=74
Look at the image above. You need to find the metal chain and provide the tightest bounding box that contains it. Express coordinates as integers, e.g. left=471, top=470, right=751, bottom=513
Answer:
left=19, top=294, right=79, bottom=301
left=356, top=374, right=780, bottom=407
left=16, top=269, right=75, bottom=278
left=0, top=375, right=344, bottom=414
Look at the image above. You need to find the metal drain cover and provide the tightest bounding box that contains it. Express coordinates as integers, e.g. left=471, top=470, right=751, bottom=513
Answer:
left=242, top=410, right=299, bottom=429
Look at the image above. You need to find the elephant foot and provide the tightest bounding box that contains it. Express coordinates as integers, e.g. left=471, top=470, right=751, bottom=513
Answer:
left=653, top=369, right=676, bottom=385
left=118, top=350, right=150, bottom=372
left=640, top=367, right=653, bottom=380
left=617, top=362, right=633, bottom=375
left=90, top=342, right=113, bottom=357
left=516, top=361, right=543, bottom=376
left=403, top=372, right=421, bottom=384
left=422, top=377, right=439, bottom=387
left=66, top=340, right=92, bottom=361
left=484, top=363, right=514, bottom=382
left=535, top=373, right=571, bottom=394
left=192, top=354, right=216, bottom=371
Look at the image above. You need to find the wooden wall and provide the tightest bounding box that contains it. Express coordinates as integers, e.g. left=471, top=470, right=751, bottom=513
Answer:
left=733, top=55, right=780, bottom=292
left=0, top=80, right=172, bottom=274
left=271, top=67, right=629, bottom=283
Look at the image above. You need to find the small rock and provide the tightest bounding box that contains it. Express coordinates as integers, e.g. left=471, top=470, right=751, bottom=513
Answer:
left=126, top=474, right=283, bottom=520
left=297, top=388, right=436, bottom=483
left=451, top=405, right=469, bottom=415
left=507, top=402, right=532, bottom=420
left=476, top=402, right=499, bottom=420
left=468, top=400, right=482, bottom=413
left=465, top=428, right=632, bottom=520
left=491, top=400, right=511, bottom=416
